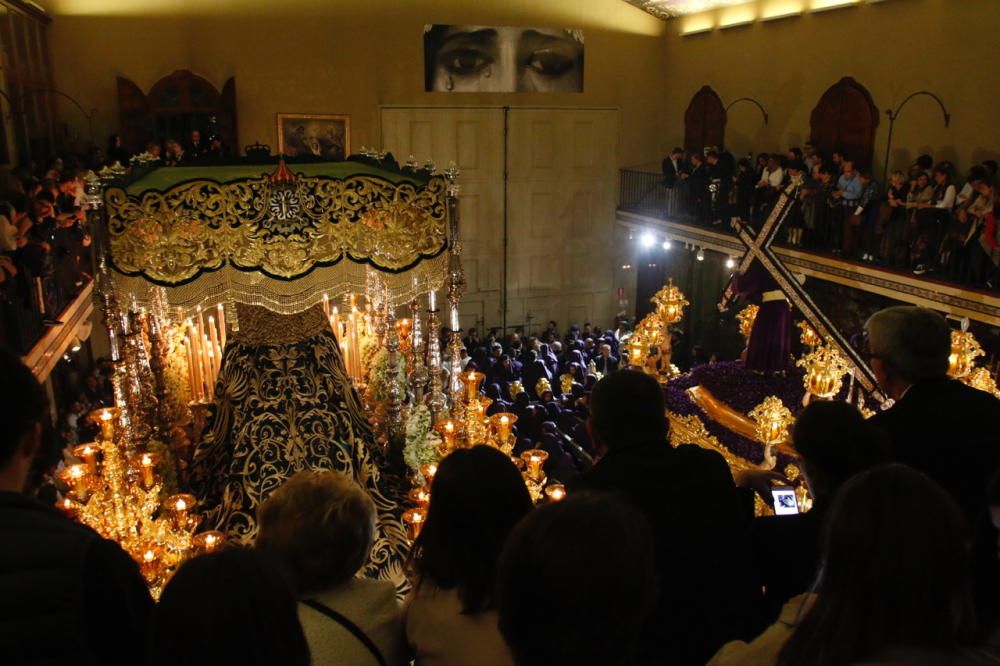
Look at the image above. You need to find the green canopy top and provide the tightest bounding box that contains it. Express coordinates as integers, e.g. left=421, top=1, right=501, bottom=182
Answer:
left=124, top=161, right=427, bottom=195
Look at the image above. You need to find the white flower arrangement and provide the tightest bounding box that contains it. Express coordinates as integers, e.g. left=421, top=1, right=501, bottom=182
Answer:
left=367, top=349, right=406, bottom=403
left=404, top=403, right=441, bottom=479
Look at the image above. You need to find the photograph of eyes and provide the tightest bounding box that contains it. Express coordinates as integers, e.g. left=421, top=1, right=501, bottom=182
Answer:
left=424, top=25, right=584, bottom=93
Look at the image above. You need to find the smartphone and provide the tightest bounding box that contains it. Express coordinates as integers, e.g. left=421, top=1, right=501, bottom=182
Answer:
left=771, top=486, right=799, bottom=516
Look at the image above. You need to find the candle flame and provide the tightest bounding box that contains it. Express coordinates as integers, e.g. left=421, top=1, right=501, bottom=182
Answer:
left=175, top=499, right=187, bottom=511
left=500, top=415, right=509, bottom=424
left=143, top=550, right=156, bottom=562
left=68, top=465, right=85, bottom=479
left=141, top=454, right=152, bottom=466
left=206, top=534, right=218, bottom=545
left=100, top=409, right=112, bottom=421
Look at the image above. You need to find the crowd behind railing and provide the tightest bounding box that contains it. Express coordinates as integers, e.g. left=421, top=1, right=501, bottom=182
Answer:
left=624, top=143, right=1000, bottom=291
left=0, top=156, right=96, bottom=353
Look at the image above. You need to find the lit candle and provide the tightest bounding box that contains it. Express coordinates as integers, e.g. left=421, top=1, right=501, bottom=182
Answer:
left=420, top=463, right=438, bottom=483
left=59, top=497, right=78, bottom=518
left=139, top=547, right=160, bottom=580
left=408, top=486, right=431, bottom=506
left=167, top=493, right=197, bottom=529
left=322, top=293, right=330, bottom=317
left=73, top=444, right=99, bottom=474
left=61, top=463, right=89, bottom=499
left=137, top=452, right=157, bottom=489
left=99, top=409, right=114, bottom=441
left=403, top=507, right=427, bottom=541
left=436, top=420, right=458, bottom=451
left=193, top=530, right=225, bottom=554
left=520, top=449, right=549, bottom=482
left=331, top=307, right=341, bottom=340
left=545, top=484, right=567, bottom=502
left=217, top=303, right=227, bottom=349
left=429, top=290, right=436, bottom=311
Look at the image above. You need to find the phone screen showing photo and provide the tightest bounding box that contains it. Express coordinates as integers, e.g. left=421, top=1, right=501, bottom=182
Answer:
left=772, top=487, right=799, bottom=516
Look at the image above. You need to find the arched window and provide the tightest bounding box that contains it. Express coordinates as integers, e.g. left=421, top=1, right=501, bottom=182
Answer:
left=809, top=77, right=879, bottom=169
left=684, top=86, right=726, bottom=155
left=117, top=70, right=237, bottom=155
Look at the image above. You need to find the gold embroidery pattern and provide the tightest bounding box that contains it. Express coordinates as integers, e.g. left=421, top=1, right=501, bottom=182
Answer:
left=105, top=175, right=448, bottom=284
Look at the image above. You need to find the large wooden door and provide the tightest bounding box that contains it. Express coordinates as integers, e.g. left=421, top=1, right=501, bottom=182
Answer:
left=506, top=109, right=618, bottom=332
left=684, top=86, right=727, bottom=154
left=809, top=77, right=879, bottom=170
left=380, top=107, right=618, bottom=333
left=381, top=107, right=506, bottom=332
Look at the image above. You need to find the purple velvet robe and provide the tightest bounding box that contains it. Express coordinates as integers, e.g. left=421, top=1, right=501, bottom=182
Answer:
left=733, top=262, right=793, bottom=373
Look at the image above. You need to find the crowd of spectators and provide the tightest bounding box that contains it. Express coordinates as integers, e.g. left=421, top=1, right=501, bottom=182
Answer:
left=663, top=144, right=1000, bottom=290
left=2, top=305, right=999, bottom=665
left=0, top=158, right=95, bottom=353
left=0, top=127, right=229, bottom=354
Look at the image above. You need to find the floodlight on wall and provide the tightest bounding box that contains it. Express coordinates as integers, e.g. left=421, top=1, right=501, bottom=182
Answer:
left=681, top=12, right=715, bottom=35
left=696, top=248, right=706, bottom=261
left=725, top=256, right=736, bottom=269
left=662, top=240, right=672, bottom=250
left=641, top=232, right=656, bottom=249
left=760, top=0, right=804, bottom=20
left=810, top=0, right=859, bottom=12
left=719, top=3, right=756, bottom=28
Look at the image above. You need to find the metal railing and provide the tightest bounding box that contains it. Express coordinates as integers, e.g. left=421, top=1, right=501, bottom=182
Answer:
left=618, top=167, right=683, bottom=219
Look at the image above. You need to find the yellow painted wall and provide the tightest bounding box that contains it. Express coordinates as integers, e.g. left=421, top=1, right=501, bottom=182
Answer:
left=44, top=0, right=668, bottom=168
left=662, top=0, right=1000, bottom=176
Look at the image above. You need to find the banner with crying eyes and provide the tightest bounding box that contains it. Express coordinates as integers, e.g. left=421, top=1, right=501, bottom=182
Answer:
left=423, top=25, right=584, bottom=93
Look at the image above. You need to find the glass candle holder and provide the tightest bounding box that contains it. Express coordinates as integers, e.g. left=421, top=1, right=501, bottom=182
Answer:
left=59, top=463, right=90, bottom=501
left=545, top=484, right=567, bottom=502
left=73, top=443, right=100, bottom=475
left=133, top=452, right=160, bottom=489
left=167, top=493, right=198, bottom=530
left=408, top=486, right=431, bottom=506
left=192, top=531, right=226, bottom=554
left=461, top=371, right=485, bottom=402
left=520, top=449, right=549, bottom=482
left=419, top=462, right=439, bottom=483
left=403, top=507, right=427, bottom=541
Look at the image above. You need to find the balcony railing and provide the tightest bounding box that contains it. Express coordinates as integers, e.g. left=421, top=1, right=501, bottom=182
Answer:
left=619, top=166, right=684, bottom=220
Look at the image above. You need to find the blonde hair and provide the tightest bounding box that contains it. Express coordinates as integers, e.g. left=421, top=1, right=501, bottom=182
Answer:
left=890, top=170, right=905, bottom=187
left=256, top=470, right=375, bottom=594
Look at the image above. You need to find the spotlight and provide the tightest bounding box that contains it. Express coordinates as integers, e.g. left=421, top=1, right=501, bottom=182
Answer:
left=71, top=343, right=81, bottom=352
left=696, top=248, right=705, bottom=262
left=662, top=239, right=672, bottom=250
left=725, top=256, right=736, bottom=269
left=640, top=233, right=655, bottom=249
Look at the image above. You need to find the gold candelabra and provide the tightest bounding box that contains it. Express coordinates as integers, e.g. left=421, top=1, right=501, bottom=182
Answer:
left=749, top=396, right=793, bottom=448
left=737, top=304, right=759, bottom=340
left=797, top=340, right=852, bottom=400
left=650, top=278, right=689, bottom=325
left=948, top=329, right=985, bottom=380
left=797, top=321, right=822, bottom=348
left=626, top=278, right=687, bottom=384
left=58, top=407, right=223, bottom=598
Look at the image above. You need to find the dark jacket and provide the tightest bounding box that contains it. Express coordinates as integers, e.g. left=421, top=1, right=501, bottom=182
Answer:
left=0, top=491, right=153, bottom=666
left=869, top=378, right=1000, bottom=627
left=662, top=157, right=681, bottom=188
left=749, top=501, right=827, bottom=623
left=570, top=440, right=758, bottom=666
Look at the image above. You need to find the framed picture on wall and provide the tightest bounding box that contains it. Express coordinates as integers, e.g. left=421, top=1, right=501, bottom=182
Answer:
left=276, top=113, right=351, bottom=160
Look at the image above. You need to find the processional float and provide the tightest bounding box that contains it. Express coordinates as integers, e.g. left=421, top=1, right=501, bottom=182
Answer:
left=62, top=152, right=567, bottom=594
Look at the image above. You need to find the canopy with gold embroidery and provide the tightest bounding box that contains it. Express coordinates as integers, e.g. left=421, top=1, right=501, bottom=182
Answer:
left=103, top=160, right=451, bottom=317
left=105, top=161, right=448, bottom=285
